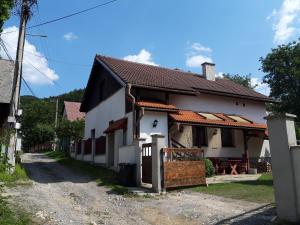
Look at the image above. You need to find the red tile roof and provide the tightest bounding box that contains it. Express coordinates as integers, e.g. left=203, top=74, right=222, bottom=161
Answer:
left=104, top=118, right=127, bottom=133
left=64, top=101, right=85, bottom=121
left=136, top=101, right=177, bottom=110
left=96, top=55, right=272, bottom=102
left=169, top=110, right=267, bottom=130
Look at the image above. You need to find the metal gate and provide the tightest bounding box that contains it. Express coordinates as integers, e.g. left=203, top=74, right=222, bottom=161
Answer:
left=142, top=143, right=152, bottom=183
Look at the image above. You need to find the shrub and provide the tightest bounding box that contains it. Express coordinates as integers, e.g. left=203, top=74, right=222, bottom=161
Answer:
left=204, top=158, right=215, bottom=177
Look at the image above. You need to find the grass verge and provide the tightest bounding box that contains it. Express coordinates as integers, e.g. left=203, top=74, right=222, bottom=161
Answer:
left=0, top=196, right=35, bottom=225
left=192, top=173, right=274, bottom=203
left=0, top=164, right=28, bottom=185
left=0, top=162, right=34, bottom=225
left=45, top=150, right=129, bottom=195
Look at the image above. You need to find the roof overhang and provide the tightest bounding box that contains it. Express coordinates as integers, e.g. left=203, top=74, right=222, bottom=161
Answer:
left=169, top=110, right=267, bottom=131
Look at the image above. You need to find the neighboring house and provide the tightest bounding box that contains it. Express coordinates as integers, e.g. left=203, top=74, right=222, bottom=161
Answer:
left=0, top=59, right=16, bottom=153
left=79, top=55, right=272, bottom=172
left=60, top=101, right=85, bottom=152
left=62, top=101, right=85, bottom=122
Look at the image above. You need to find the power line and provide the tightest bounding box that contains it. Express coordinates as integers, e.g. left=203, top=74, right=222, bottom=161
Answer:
left=2, top=39, right=92, bottom=67
left=0, top=37, right=36, bottom=97
left=22, top=77, right=36, bottom=96
left=23, top=59, right=62, bottom=88
left=0, top=0, right=118, bottom=35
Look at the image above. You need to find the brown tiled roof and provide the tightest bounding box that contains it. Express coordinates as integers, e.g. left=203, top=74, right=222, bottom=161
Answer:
left=169, top=110, right=267, bottom=130
left=136, top=101, right=177, bottom=110
left=96, top=55, right=272, bottom=102
left=64, top=101, right=85, bottom=121
left=104, top=118, right=127, bottom=133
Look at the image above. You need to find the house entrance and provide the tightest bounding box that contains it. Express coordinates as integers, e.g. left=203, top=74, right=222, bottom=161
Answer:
left=142, top=143, right=152, bottom=183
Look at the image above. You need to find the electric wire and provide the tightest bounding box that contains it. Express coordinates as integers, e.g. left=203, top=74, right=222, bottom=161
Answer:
left=0, top=0, right=118, bottom=35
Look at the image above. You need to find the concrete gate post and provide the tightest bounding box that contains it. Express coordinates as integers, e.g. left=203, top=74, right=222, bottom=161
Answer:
left=135, top=138, right=146, bottom=187
left=266, top=113, right=300, bottom=223
left=151, top=134, right=165, bottom=193
left=81, top=140, right=85, bottom=160
left=91, top=138, right=96, bottom=163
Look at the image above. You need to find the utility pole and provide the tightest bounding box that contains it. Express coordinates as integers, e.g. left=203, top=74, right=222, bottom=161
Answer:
left=53, top=98, right=59, bottom=151
left=6, top=0, right=31, bottom=171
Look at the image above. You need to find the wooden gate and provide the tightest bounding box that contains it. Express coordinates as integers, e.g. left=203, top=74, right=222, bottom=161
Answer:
left=142, top=143, right=152, bottom=183
left=162, top=148, right=206, bottom=188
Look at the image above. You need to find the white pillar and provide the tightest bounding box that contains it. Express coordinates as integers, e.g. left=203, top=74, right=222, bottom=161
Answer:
left=151, top=134, right=165, bottom=193
left=135, top=138, right=146, bottom=186
left=266, top=113, right=300, bottom=222
left=114, top=129, right=123, bottom=168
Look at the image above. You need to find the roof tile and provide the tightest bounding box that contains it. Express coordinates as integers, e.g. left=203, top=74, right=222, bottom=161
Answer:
left=96, top=55, right=272, bottom=102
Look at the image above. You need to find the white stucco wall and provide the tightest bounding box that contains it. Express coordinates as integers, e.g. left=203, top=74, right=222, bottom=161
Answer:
left=84, top=88, right=126, bottom=139
left=94, top=155, right=106, bottom=164
left=169, top=93, right=267, bottom=123
left=119, top=145, right=136, bottom=164
left=139, top=111, right=168, bottom=147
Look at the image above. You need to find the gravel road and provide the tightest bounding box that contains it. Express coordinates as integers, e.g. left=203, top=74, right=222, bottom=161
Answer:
left=3, top=153, right=276, bottom=225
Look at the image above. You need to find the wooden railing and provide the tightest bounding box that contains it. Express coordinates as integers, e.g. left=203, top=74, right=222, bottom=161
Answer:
left=163, top=148, right=204, bottom=162
left=171, top=138, right=186, bottom=148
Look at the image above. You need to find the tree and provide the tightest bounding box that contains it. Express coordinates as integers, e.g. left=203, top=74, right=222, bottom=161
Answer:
left=223, top=73, right=258, bottom=90
left=0, top=0, right=14, bottom=33
left=56, top=119, right=84, bottom=142
left=260, top=40, right=300, bottom=118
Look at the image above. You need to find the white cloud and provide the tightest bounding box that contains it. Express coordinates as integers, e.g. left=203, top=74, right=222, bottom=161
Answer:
left=251, top=77, right=270, bottom=96
left=186, top=55, right=213, bottom=67
left=63, top=32, right=78, bottom=41
left=191, top=42, right=212, bottom=53
left=270, top=0, right=300, bottom=44
left=123, top=49, right=158, bottom=66
left=186, top=42, right=213, bottom=68
left=0, top=26, right=59, bottom=85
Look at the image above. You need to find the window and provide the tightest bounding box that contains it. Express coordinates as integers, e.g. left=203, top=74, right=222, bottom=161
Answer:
left=221, top=128, right=234, bottom=147
left=192, top=126, right=208, bottom=147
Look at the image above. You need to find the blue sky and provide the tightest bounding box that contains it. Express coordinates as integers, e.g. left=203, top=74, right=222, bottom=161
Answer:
left=1, top=0, right=299, bottom=98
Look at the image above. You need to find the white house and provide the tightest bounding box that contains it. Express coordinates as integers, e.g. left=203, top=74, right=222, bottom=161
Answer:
left=79, top=55, right=272, bottom=174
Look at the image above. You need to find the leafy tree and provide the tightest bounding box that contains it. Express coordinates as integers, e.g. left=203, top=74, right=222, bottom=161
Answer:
left=223, top=73, right=258, bottom=90
left=260, top=40, right=300, bottom=118
left=56, top=119, right=84, bottom=142
left=20, top=88, right=85, bottom=150
left=0, top=0, right=14, bottom=33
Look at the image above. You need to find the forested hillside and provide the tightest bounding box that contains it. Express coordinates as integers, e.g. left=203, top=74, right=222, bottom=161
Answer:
left=20, top=88, right=85, bottom=150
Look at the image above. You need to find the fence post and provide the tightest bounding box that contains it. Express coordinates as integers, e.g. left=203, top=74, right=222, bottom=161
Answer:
left=81, top=140, right=85, bottom=160
left=91, top=138, right=96, bottom=163
left=151, top=134, right=165, bottom=193
left=135, top=138, right=146, bottom=187
left=266, top=113, right=300, bottom=223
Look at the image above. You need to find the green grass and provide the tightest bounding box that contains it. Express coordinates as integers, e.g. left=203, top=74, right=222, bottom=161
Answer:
left=0, top=162, right=34, bottom=225
left=0, top=164, right=29, bottom=186
left=0, top=197, right=35, bottom=225
left=45, top=150, right=129, bottom=195
left=192, top=173, right=274, bottom=203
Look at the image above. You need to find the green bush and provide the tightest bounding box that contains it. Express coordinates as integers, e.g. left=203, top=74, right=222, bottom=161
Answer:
left=204, top=158, right=215, bottom=177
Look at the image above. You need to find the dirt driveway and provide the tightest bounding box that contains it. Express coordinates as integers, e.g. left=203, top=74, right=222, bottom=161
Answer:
left=4, top=153, right=275, bottom=225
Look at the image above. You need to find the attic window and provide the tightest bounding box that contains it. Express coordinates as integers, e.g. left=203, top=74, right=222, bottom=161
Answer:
left=198, top=113, right=222, bottom=120
left=227, top=115, right=251, bottom=123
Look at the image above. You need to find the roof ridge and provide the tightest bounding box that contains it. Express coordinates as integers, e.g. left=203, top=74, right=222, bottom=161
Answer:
left=96, top=54, right=204, bottom=77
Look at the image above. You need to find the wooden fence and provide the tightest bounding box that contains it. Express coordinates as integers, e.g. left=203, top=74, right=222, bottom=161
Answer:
left=162, top=148, right=206, bottom=188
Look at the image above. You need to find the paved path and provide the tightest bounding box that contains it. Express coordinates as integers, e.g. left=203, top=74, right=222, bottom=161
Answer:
left=3, top=153, right=276, bottom=225
left=206, top=174, right=261, bottom=184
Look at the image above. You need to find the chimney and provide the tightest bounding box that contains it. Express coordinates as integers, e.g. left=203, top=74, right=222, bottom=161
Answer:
left=202, top=62, right=216, bottom=81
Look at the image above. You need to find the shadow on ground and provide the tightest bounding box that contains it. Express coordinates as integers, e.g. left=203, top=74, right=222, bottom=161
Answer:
left=215, top=204, right=276, bottom=225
